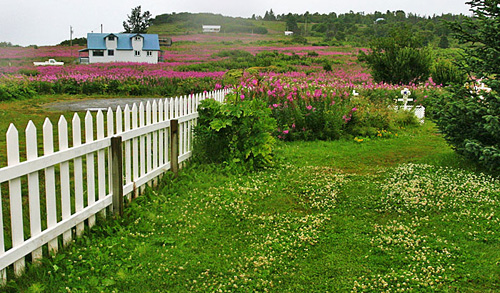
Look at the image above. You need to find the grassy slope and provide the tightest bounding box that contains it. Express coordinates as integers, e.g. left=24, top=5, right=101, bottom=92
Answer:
left=5, top=122, right=500, bottom=292
left=148, top=17, right=286, bottom=36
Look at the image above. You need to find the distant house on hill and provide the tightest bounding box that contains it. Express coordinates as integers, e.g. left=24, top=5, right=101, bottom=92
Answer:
left=284, top=31, right=294, bottom=36
left=159, top=36, right=172, bottom=47
left=79, top=33, right=161, bottom=64
left=202, top=25, right=221, bottom=33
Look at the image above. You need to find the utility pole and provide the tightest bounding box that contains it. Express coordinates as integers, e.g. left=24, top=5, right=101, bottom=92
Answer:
left=70, top=26, right=74, bottom=57
left=70, top=26, right=74, bottom=44
left=101, top=24, right=103, bottom=33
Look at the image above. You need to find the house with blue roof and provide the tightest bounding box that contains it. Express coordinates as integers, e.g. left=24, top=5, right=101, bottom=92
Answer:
left=79, top=33, right=161, bottom=64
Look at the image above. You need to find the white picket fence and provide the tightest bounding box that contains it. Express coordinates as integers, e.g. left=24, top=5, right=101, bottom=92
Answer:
left=0, top=89, right=230, bottom=284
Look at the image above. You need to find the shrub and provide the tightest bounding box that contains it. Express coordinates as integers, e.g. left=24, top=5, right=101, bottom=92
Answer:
left=212, top=49, right=254, bottom=59
left=291, top=35, right=308, bottom=45
left=0, top=81, right=36, bottom=101
left=17, top=69, right=40, bottom=76
left=193, top=93, right=276, bottom=170
left=358, top=26, right=433, bottom=84
left=431, top=59, right=467, bottom=86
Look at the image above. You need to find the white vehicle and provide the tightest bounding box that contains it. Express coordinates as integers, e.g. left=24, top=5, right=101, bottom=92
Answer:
left=33, top=59, right=64, bottom=66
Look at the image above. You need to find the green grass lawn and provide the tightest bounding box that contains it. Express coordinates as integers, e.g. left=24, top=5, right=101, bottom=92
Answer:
left=4, top=122, right=500, bottom=292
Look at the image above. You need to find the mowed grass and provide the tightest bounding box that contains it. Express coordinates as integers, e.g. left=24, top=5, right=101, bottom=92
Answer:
left=4, top=122, right=500, bottom=292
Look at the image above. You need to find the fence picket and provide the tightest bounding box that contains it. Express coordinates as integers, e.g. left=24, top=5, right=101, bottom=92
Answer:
left=107, top=108, right=114, bottom=205
left=85, top=112, right=96, bottom=228
left=185, top=96, right=189, bottom=154
left=72, top=114, right=84, bottom=237
left=58, top=116, right=72, bottom=247
left=188, top=96, right=193, bottom=153
left=152, top=101, right=158, bottom=171
left=170, top=97, right=175, bottom=119
left=0, top=184, right=5, bottom=285
left=7, top=124, right=25, bottom=276
left=179, top=97, right=184, bottom=156
left=158, top=100, right=164, bottom=167
left=43, top=119, right=58, bottom=254
left=96, top=111, right=106, bottom=218
left=146, top=102, right=152, bottom=175
left=116, top=106, right=123, bottom=135
left=131, top=104, right=139, bottom=197
left=166, top=98, right=171, bottom=164
left=139, top=103, right=146, bottom=179
left=124, top=105, right=132, bottom=195
left=25, top=122, right=43, bottom=263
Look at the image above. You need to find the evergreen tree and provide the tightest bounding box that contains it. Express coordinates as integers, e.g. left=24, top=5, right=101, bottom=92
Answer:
left=438, top=35, right=449, bottom=48
left=123, top=6, right=152, bottom=33
left=264, top=11, right=270, bottom=21
left=269, top=9, right=276, bottom=21
left=434, top=0, right=500, bottom=171
left=285, top=13, right=299, bottom=32
left=263, top=9, right=276, bottom=21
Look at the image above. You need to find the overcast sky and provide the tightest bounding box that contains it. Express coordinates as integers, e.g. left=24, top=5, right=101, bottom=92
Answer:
left=1, top=0, right=471, bottom=47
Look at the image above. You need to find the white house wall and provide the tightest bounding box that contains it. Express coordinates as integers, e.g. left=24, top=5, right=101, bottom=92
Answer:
left=89, top=37, right=158, bottom=64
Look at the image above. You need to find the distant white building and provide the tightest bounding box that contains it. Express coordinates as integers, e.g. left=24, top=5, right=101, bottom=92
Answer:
left=79, top=33, right=161, bottom=64
left=202, top=25, right=221, bottom=33
left=284, top=31, right=294, bottom=36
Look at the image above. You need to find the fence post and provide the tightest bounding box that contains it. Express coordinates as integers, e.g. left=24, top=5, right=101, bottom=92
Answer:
left=111, top=136, right=124, bottom=217
left=170, top=119, right=179, bottom=177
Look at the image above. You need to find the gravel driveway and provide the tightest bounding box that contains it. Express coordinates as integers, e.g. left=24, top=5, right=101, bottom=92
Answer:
left=45, top=98, right=165, bottom=112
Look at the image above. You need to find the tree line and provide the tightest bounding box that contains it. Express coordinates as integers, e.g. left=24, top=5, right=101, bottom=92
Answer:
left=253, top=9, right=468, bottom=48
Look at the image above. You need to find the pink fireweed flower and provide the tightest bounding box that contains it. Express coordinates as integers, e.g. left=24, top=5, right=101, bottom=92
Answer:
left=292, top=123, right=296, bottom=128
left=240, top=94, right=245, bottom=100
left=306, top=105, right=313, bottom=110
left=283, top=130, right=289, bottom=134
left=352, top=107, right=358, bottom=112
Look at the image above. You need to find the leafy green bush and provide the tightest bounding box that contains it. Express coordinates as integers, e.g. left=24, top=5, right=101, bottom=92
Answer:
left=0, top=75, right=226, bottom=99
left=193, top=94, right=276, bottom=170
left=0, top=80, right=36, bottom=101
left=358, top=26, right=433, bottom=84
left=212, top=49, right=254, bottom=59
left=17, top=69, right=40, bottom=76
left=431, top=59, right=466, bottom=86
left=345, top=97, right=418, bottom=137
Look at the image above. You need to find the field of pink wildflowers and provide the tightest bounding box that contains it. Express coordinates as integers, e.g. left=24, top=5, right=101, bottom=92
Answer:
left=0, top=38, right=441, bottom=132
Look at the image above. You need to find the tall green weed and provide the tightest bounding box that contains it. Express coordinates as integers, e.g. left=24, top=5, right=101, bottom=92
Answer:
left=193, top=93, right=276, bottom=171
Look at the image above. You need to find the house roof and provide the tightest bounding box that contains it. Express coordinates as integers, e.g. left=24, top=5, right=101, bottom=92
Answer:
left=83, top=33, right=161, bottom=51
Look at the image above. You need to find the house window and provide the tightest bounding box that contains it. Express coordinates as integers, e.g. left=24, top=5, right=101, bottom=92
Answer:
left=108, top=50, right=114, bottom=56
left=93, top=50, right=104, bottom=57
left=134, top=50, right=141, bottom=57
left=108, top=36, right=115, bottom=41
left=147, top=51, right=152, bottom=57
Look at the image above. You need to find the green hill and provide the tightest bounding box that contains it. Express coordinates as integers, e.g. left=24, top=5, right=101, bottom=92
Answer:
left=149, top=13, right=284, bottom=35
left=148, top=11, right=468, bottom=48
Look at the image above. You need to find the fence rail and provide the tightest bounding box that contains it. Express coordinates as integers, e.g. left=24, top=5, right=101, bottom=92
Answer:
left=0, top=89, right=229, bottom=284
